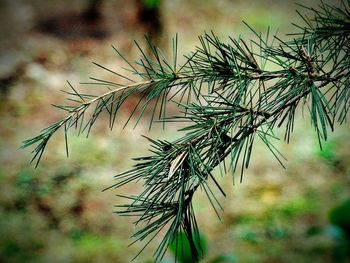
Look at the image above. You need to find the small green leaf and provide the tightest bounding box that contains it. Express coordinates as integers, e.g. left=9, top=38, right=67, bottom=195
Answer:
left=169, top=231, right=206, bottom=263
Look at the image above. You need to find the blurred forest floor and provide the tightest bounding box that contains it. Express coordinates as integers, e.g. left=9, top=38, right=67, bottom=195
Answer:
left=0, top=0, right=349, bottom=262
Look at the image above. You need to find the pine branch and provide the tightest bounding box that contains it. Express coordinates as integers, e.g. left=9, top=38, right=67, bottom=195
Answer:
left=22, top=1, right=350, bottom=262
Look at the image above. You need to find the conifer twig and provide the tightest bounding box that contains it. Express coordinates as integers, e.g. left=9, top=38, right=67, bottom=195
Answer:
left=22, top=1, right=350, bottom=262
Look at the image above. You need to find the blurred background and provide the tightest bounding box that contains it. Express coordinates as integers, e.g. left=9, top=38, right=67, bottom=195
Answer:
left=0, top=0, right=349, bottom=262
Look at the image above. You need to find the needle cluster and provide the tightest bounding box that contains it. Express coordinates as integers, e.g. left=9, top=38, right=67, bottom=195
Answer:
left=22, top=1, right=350, bottom=262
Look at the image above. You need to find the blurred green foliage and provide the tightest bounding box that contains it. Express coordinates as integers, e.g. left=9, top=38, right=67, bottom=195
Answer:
left=278, top=195, right=320, bottom=218
left=330, top=198, right=350, bottom=236
left=316, top=140, right=339, bottom=167
left=143, top=0, right=161, bottom=9
left=210, top=254, right=239, bottom=263
left=328, top=198, right=350, bottom=261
